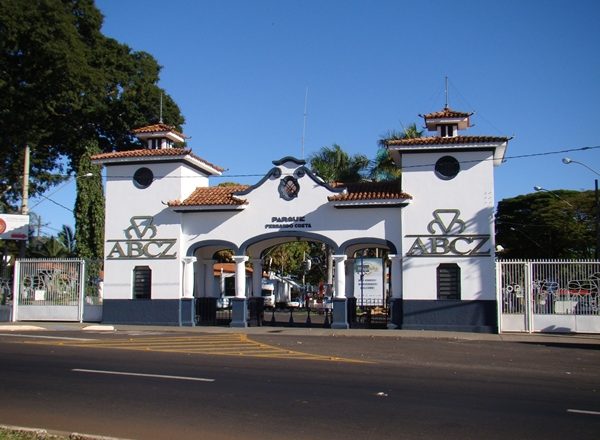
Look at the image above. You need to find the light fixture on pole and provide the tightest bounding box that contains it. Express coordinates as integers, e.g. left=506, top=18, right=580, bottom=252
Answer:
left=562, top=157, right=600, bottom=260
left=533, top=186, right=573, bottom=207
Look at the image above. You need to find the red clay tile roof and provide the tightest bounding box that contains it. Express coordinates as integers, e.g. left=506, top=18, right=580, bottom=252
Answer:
left=132, top=123, right=185, bottom=138
left=328, top=181, right=412, bottom=202
left=213, top=262, right=253, bottom=275
left=421, top=107, right=473, bottom=119
left=385, top=135, right=509, bottom=147
left=91, top=148, right=225, bottom=172
left=169, top=185, right=250, bottom=207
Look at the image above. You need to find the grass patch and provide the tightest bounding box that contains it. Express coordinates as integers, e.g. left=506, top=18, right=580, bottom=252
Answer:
left=0, top=427, right=66, bottom=440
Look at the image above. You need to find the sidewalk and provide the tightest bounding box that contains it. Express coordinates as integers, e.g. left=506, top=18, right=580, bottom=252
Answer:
left=1, top=321, right=599, bottom=345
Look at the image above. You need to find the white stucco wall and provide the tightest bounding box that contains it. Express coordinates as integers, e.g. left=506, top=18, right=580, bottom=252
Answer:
left=401, top=150, right=496, bottom=300
left=102, top=160, right=208, bottom=300
left=181, top=160, right=402, bottom=260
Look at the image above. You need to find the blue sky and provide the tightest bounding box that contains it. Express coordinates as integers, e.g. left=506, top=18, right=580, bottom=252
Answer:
left=33, top=0, right=600, bottom=235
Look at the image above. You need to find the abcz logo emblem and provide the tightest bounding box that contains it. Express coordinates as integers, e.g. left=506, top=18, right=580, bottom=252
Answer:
left=107, top=216, right=177, bottom=260
left=406, top=209, right=491, bottom=258
left=124, top=216, right=157, bottom=240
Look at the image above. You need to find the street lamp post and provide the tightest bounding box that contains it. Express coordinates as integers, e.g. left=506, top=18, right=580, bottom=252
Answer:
left=533, top=186, right=573, bottom=207
left=562, top=158, right=600, bottom=260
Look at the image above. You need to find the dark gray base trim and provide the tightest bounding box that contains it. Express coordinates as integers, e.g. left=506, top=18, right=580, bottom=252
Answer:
left=331, top=298, right=349, bottom=329
left=400, top=300, right=497, bottom=333
left=180, top=298, right=194, bottom=327
left=102, top=299, right=192, bottom=326
left=0, top=305, right=12, bottom=322
left=230, top=298, right=248, bottom=328
left=388, top=297, right=403, bottom=329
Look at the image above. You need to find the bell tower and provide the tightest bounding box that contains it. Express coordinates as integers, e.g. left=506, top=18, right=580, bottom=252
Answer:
left=385, top=98, right=511, bottom=332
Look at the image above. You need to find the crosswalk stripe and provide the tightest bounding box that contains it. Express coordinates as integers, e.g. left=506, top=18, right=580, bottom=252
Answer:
left=25, top=333, right=368, bottom=363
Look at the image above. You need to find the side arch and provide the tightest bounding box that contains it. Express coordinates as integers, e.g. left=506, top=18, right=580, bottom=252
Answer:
left=339, top=238, right=398, bottom=255
left=186, top=240, right=240, bottom=257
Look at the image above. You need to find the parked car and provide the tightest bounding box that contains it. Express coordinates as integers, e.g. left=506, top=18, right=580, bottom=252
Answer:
left=217, top=295, right=235, bottom=308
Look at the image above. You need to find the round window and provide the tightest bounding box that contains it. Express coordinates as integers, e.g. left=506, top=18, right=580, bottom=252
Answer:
left=435, top=156, right=460, bottom=180
left=133, top=167, right=154, bottom=189
left=278, top=176, right=300, bottom=201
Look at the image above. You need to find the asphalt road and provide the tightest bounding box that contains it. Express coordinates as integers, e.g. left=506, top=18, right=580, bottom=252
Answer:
left=0, top=330, right=599, bottom=440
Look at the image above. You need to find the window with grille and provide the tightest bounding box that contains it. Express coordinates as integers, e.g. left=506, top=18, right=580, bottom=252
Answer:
left=133, top=266, right=151, bottom=299
left=278, top=176, right=300, bottom=201
left=437, top=263, right=461, bottom=300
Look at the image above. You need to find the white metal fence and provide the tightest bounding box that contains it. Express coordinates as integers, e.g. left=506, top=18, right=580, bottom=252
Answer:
left=11, top=258, right=101, bottom=322
left=497, top=260, right=600, bottom=333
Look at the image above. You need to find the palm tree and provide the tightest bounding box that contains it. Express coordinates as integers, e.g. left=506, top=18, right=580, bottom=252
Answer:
left=308, top=144, right=369, bottom=184
left=58, top=225, right=76, bottom=256
left=30, top=237, right=69, bottom=258
left=378, top=122, right=424, bottom=147
left=370, top=123, right=423, bottom=182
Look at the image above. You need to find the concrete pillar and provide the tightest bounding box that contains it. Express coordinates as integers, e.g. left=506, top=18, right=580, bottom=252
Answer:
left=181, top=256, right=197, bottom=299
left=251, top=258, right=263, bottom=297
left=332, top=255, right=347, bottom=299
left=231, top=255, right=249, bottom=328
left=201, top=259, right=216, bottom=298
left=193, top=254, right=202, bottom=298
left=388, top=254, right=402, bottom=299
left=388, top=254, right=403, bottom=329
left=233, top=255, right=249, bottom=298
left=331, top=254, right=348, bottom=329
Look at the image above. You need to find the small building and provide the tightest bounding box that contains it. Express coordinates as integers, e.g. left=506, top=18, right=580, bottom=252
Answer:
left=92, top=106, right=509, bottom=332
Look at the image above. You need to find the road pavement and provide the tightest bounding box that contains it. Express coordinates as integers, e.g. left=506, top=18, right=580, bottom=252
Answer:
left=0, top=323, right=598, bottom=440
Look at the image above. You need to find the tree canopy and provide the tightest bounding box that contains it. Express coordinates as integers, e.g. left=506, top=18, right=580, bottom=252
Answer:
left=495, top=189, right=597, bottom=259
left=371, top=122, right=423, bottom=182
left=0, top=0, right=184, bottom=211
left=308, top=144, right=369, bottom=184
left=74, top=139, right=104, bottom=260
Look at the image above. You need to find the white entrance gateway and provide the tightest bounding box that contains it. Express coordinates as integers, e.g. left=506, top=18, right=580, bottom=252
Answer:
left=92, top=106, right=509, bottom=332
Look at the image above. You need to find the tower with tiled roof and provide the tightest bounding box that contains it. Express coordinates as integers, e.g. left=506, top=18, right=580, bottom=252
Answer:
left=91, top=123, right=224, bottom=326
left=384, top=102, right=510, bottom=332
left=420, top=106, right=473, bottom=138
left=131, top=123, right=186, bottom=150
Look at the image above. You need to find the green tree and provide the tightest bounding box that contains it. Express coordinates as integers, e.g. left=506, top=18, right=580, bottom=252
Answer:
left=74, top=139, right=104, bottom=260
left=57, top=225, right=76, bottom=256
left=0, top=0, right=184, bottom=210
left=371, top=123, right=423, bottom=182
left=308, top=144, right=369, bottom=184
left=29, top=236, right=69, bottom=258
left=495, top=190, right=596, bottom=259
left=264, top=242, right=311, bottom=280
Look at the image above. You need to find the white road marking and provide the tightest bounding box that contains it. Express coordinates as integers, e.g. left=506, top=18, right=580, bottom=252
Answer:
left=567, top=409, right=600, bottom=416
left=1, top=334, right=94, bottom=341
left=72, top=368, right=215, bottom=382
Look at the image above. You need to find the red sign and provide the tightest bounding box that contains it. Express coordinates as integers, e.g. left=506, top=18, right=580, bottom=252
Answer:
left=0, top=214, right=29, bottom=241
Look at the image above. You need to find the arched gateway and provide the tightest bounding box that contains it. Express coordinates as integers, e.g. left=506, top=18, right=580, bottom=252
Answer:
left=92, top=107, right=509, bottom=332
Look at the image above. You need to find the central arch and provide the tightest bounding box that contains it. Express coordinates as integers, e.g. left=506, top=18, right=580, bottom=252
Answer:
left=240, top=231, right=339, bottom=256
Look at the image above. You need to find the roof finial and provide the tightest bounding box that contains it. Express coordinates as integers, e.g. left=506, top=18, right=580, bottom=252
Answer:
left=159, top=92, right=163, bottom=123
left=444, top=76, right=449, bottom=110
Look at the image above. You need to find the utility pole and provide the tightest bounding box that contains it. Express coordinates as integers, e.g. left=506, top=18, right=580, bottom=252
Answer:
left=595, top=179, right=599, bottom=260
left=19, top=144, right=30, bottom=258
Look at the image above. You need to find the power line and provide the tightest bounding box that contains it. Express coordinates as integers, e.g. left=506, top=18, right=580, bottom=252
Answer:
left=96, top=143, right=600, bottom=179
left=11, top=144, right=600, bottom=183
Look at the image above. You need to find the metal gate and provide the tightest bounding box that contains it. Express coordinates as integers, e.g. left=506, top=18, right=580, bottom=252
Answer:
left=497, top=260, right=600, bottom=333
left=13, top=259, right=86, bottom=322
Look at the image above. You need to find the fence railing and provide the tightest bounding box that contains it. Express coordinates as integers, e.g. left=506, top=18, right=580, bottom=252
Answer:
left=498, top=259, right=600, bottom=316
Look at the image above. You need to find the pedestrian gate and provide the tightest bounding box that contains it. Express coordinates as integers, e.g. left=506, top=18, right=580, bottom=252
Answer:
left=13, top=259, right=86, bottom=322
left=497, top=260, right=600, bottom=334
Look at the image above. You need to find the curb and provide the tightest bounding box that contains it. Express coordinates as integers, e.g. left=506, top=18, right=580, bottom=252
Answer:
left=1, top=321, right=599, bottom=345
left=0, top=424, right=129, bottom=440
